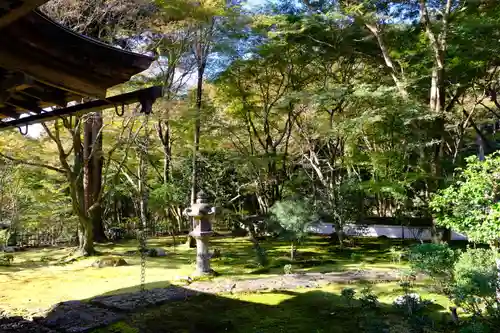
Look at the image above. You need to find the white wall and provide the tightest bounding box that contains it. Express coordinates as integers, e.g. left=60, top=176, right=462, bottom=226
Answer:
left=308, top=222, right=467, bottom=241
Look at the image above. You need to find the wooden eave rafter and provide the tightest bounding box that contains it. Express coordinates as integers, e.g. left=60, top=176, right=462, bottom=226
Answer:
left=0, top=86, right=162, bottom=131
left=0, top=5, right=160, bottom=127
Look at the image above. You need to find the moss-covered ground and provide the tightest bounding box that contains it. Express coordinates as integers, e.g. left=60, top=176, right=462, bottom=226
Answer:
left=0, top=235, right=458, bottom=332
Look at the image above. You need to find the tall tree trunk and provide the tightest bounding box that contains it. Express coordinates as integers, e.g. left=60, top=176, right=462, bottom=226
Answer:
left=78, top=215, right=94, bottom=256
left=186, top=64, right=206, bottom=248
left=157, top=119, right=172, bottom=184
left=83, top=112, right=107, bottom=243
left=420, top=0, right=452, bottom=243
left=73, top=117, right=95, bottom=255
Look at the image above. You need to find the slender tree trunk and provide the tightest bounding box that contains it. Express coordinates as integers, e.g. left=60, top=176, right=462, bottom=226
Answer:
left=84, top=112, right=107, bottom=243
left=186, top=65, right=205, bottom=248
left=190, top=66, right=204, bottom=204
left=73, top=118, right=96, bottom=255
left=420, top=0, right=452, bottom=243
left=78, top=216, right=94, bottom=256
left=91, top=112, right=106, bottom=242
left=334, top=221, right=344, bottom=250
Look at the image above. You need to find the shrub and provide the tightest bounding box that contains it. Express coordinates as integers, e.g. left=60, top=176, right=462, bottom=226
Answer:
left=350, top=252, right=362, bottom=262
left=408, top=243, right=457, bottom=281
left=0, top=253, right=13, bottom=266
left=389, top=246, right=405, bottom=264
left=459, top=322, right=491, bottom=333
left=0, top=229, right=9, bottom=247
left=341, top=287, right=356, bottom=301
left=340, top=287, right=356, bottom=308
left=254, top=245, right=269, bottom=267
left=283, top=264, right=293, bottom=275
left=451, top=248, right=498, bottom=315
left=148, top=248, right=158, bottom=257
left=269, top=199, right=316, bottom=260
left=393, top=293, right=433, bottom=315
left=359, top=286, right=379, bottom=309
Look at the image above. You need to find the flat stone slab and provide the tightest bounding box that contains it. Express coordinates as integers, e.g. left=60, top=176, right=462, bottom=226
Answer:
left=36, top=300, right=124, bottom=333
left=91, top=287, right=198, bottom=312
left=186, top=270, right=404, bottom=294
left=0, top=316, right=57, bottom=333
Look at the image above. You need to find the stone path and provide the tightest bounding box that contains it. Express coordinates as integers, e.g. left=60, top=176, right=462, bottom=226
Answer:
left=0, top=269, right=405, bottom=333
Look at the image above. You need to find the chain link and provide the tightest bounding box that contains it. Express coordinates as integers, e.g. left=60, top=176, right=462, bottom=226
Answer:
left=138, top=113, right=150, bottom=293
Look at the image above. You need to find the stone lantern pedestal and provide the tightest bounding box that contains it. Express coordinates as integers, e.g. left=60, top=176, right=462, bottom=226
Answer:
left=184, top=191, right=216, bottom=276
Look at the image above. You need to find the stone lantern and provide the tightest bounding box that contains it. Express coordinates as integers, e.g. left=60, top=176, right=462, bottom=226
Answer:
left=184, top=190, right=216, bottom=275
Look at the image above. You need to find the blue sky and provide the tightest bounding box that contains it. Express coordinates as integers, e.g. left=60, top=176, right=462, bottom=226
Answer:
left=243, top=0, right=269, bottom=10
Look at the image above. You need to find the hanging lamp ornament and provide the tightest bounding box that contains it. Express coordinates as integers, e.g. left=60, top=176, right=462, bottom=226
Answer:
left=114, top=104, right=125, bottom=117
left=17, top=124, right=28, bottom=136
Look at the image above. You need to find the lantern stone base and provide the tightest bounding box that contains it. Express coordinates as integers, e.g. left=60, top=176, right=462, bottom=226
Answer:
left=193, top=234, right=213, bottom=276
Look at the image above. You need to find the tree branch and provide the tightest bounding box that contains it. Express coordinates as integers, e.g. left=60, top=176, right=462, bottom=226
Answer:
left=0, top=151, right=65, bottom=173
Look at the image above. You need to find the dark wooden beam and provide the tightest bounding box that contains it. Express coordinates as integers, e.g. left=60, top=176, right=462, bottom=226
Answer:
left=0, top=105, right=20, bottom=119
left=0, top=86, right=162, bottom=130
left=0, top=0, right=49, bottom=29
left=5, top=97, right=43, bottom=113
left=0, top=72, right=33, bottom=92
left=18, top=88, right=67, bottom=107
left=0, top=11, right=153, bottom=98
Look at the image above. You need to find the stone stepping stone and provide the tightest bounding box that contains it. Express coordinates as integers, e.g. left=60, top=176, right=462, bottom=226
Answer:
left=35, top=300, right=124, bottom=333
left=0, top=316, right=57, bottom=333
left=91, top=287, right=198, bottom=312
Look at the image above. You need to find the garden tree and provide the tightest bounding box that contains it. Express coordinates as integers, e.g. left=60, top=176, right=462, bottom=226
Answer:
left=187, top=0, right=243, bottom=224
left=269, top=199, right=316, bottom=260
left=0, top=161, right=28, bottom=244
left=146, top=0, right=243, bottom=245
left=0, top=114, right=142, bottom=255
left=214, top=35, right=318, bottom=212
left=271, top=0, right=500, bottom=230
left=430, top=153, right=500, bottom=249
left=83, top=112, right=107, bottom=242
left=43, top=0, right=157, bottom=243
left=0, top=133, right=78, bottom=244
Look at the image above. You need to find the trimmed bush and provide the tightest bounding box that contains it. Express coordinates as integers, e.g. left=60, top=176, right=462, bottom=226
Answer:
left=408, top=243, right=457, bottom=280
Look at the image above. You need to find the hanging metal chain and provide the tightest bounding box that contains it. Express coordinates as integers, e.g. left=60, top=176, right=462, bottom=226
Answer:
left=138, top=113, right=150, bottom=292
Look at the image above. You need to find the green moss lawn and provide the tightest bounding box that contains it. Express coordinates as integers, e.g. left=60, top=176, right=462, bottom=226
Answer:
left=0, top=235, right=457, bottom=332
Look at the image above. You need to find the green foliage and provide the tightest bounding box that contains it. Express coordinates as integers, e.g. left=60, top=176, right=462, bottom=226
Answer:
left=0, top=253, right=13, bottom=266
left=451, top=248, right=498, bottom=314
left=254, top=245, right=269, bottom=267
left=269, top=199, right=316, bottom=244
left=359, top=286, right=379, bottom=309
left=431, top=154, right=500, bottom=245
left=459, top=322, right=491, bottom=333
left=408, top=243, right=458, bottom=281
left=389, top=246, right=405, bottom=264
left=350, top=252, right=362, bottom=263
left=341, top=287, right=356, bottom=307
left=283, top=264, right=293, bottom=275
left=0, top=229, right=9, bottom=247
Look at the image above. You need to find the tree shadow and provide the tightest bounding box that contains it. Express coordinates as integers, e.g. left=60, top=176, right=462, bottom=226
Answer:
left=1, top=271, right=459, bottom=333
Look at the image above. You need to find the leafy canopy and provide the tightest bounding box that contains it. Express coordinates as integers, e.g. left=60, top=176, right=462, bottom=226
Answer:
left=430, top=153, right=500, bottom=245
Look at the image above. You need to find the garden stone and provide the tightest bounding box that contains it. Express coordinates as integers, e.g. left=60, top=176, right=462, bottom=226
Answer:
left=91, top=287, right=198, bottom=311
left=91, top=257, right=128, bottom=268
left=0, top=316, right=57, bottom=333
left=36, top=300, right=123, bottom=333
left=3, top=246, right=15, bottom=253
left=148, top=248, right=167, bottom=257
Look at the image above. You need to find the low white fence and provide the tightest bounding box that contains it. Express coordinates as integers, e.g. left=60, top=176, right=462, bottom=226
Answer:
left=308, top=222, right=467, bottom=241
